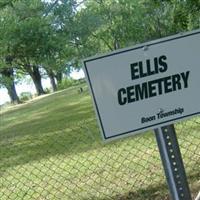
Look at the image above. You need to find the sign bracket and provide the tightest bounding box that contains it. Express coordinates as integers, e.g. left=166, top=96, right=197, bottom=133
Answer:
left=154, top=124, right=192, bottom=200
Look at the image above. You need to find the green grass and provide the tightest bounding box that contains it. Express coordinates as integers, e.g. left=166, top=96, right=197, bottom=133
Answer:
left=0, top=83, right=200, bottom=200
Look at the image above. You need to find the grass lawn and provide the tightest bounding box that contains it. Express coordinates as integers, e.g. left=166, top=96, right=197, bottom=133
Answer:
left=0, top=84, right=200, bottom=200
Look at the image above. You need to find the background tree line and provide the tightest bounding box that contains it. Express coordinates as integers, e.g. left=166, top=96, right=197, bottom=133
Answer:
left=0, top=0, right=199, bottom=104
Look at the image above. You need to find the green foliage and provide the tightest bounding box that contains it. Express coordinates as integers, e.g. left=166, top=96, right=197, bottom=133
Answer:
left=19, top=91, right=32, bottom=102
left=57, top=78, right=77, bottom=90
left=0, top=0, right=200, bottom=98
left=44, top=87, right=51, bottom=94
left=0, top=73, right=12, bottom=88
left=0, top=0, right=69, bottom=91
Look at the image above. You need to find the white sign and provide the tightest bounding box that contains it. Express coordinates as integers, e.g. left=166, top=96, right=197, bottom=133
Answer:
left=84, top=29, right=200, bottom=141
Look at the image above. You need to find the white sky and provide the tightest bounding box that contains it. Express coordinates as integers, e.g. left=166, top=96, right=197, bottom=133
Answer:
left=0, top=69, right=85, bottom=105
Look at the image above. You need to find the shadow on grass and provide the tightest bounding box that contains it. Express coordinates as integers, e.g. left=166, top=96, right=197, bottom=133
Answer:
left=0, top=101, right=93, bottom=139
left=0, top=117, right=156, bottom=173
left=0, top=87, right=106, bottom=170
left=0, top=84, right=159, bottom=172
left=98, top=182, right=169, bottom=200
left=1, top=85, right=200, bottom=199
left=92, top=171, right=200, bottom=200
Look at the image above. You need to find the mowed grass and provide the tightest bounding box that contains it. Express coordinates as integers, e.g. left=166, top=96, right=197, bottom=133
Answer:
left=0, top=84, right=200, bottom=200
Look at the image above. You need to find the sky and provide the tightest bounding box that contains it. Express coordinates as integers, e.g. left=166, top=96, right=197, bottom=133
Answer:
left=0, top=69, right=85, bottom=105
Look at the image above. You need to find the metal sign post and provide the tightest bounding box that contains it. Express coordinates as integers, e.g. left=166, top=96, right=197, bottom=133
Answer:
left=154, top=124, right=192, bottom=200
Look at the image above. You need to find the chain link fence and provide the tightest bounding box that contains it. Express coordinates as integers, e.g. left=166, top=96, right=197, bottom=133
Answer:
left=0, top=101, right=200, bottom=199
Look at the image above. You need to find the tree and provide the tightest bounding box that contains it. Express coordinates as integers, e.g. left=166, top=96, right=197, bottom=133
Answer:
left=0, top=0, right=50, bottom=95
left=0, top=56, right=20, bottom=103
left=74, top=0, right=200, bottom=58
left=1, top=0, right=200, bottom=101
left=0, top=70, right=20, bottom=104
left=0, top=0, right=81, bottom=95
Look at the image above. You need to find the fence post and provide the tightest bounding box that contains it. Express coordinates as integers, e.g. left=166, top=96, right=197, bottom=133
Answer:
left=154, top=124, right=192, bottom=200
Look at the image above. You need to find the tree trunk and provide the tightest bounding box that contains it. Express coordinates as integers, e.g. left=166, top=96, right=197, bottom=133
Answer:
left=6, top=81, right=20, bottom=104
left=50, top=77, right=57, bottom=92
left=1, top=68, right=20, bottom=104
left=48, top=70, right=57, bottom=92
left=114, top=39, right=120, bottom=50
left=55, top=72, right=62, bottom=84
left=29, top=65, right=45, bottom=96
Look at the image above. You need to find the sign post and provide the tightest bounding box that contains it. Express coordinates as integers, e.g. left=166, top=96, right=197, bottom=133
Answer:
left=84, top=29, right=200, bottom=199
left=154, top=125, right=191, bottom=200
